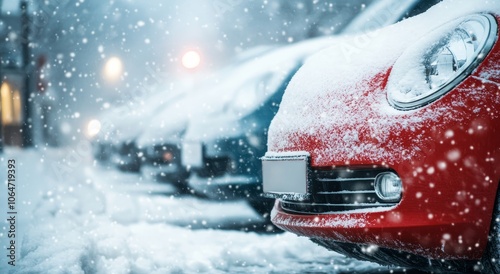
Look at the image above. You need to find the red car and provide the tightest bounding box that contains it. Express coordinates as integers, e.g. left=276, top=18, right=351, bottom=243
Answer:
left=262, top=1, right=500, bottom=273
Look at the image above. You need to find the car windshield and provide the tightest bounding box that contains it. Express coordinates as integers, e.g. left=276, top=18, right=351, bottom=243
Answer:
left=226, top=71, right=288, bottom=116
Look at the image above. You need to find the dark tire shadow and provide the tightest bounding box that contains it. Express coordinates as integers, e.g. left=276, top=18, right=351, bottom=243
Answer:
left=176, top=218, right=285, bottom=234
left=337, top=269, right=432, bottom=274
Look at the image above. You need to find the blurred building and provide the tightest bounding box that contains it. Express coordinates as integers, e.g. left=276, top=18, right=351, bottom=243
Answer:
left=0, top=0, right=58, bottom=149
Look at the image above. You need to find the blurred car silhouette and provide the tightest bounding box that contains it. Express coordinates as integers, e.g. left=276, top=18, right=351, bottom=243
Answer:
left=91, top=82, right=188, bottom=171
left=262, top=1, right=500, bottom=273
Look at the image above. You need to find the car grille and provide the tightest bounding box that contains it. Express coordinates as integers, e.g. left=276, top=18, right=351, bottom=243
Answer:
left=280, top=167, right=398, bottom=214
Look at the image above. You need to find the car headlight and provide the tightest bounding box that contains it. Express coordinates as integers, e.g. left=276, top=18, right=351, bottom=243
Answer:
left=374, top=172, right=402, bottom=202
left=387, top=14, right=498, bottom=110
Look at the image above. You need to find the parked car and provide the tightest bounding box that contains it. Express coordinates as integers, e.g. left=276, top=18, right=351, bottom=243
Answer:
left=91, top=81, right=188, bottom=171
left=262, top=1, right=500, bottom=273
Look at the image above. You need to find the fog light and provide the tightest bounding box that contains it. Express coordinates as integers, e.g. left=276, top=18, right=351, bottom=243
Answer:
left=374, top=172, right=402, bottom=202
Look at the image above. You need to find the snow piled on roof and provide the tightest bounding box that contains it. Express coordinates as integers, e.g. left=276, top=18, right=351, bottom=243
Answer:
left=92, top=80, right=193, bottom=145
left=267, top=0, right=500, bottom=165
left=107, top=82, right=191, bottom=144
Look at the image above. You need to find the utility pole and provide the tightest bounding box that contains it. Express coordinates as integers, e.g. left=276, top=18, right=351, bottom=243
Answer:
left=0, top=0, right=4, bottom=152
left=20, top=0, right=33, bottom=147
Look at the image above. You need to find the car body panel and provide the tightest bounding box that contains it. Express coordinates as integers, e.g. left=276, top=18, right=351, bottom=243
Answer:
left=264, top=0, right=500, bottom=263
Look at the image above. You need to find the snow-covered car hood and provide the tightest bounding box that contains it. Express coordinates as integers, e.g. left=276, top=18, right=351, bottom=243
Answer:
left=267, top=0, right=500, bottom=166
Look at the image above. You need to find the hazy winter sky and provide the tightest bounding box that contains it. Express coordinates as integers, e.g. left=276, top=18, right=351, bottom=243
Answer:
left=1, top=0, right=370, bottom=142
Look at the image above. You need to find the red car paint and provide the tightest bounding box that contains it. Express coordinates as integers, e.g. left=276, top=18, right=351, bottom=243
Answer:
left=270, top=16, right=500, bottom=261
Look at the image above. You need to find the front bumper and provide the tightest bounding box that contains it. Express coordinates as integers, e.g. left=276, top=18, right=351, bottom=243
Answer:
left=266, top=149, right=498, bottom=261
left=272, top=198, right=484, bottom=259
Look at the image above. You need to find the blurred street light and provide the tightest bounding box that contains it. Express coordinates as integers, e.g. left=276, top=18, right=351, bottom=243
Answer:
left=181, top=50, right=201, bottom=69
left=86, top=119, right=101, bottom=138
left=103, top=57, right=123, bottom=82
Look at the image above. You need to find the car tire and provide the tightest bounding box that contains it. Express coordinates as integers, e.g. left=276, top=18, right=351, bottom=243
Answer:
left=481, top=185, right=500, bottom=274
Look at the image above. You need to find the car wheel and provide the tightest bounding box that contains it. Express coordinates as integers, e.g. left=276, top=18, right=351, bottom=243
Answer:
left=482, top=185, right=500, bottom=274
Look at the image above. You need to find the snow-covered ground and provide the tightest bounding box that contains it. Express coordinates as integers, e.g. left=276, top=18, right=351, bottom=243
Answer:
left=0, top=147, right=412, bottom=273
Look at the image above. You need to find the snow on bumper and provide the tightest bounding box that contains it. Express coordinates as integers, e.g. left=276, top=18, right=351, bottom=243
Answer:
left=271, top=199, right=485, bottom=260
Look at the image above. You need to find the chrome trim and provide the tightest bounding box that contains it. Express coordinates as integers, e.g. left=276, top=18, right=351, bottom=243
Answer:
left=279, top=167, right=400, bottom=213
left=374, top=171, right=403, bottom=202
left=317, top=177, right=375, bottom=182
left=317, top=190, right=377, bottom=195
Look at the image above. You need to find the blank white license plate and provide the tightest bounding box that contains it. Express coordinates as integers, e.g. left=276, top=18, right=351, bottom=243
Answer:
left=181, top=142, right=203, bottom=168
left=262, top=154, right=308, bottom=194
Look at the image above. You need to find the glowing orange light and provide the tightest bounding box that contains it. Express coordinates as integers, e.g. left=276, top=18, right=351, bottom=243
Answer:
left=163, top=152, right=174, bottom=162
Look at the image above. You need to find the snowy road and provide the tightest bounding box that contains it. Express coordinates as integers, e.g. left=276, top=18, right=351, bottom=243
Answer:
left=0, top=147, right=422, bottom=273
